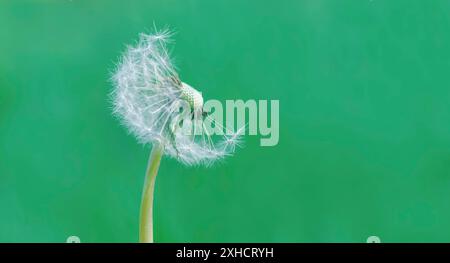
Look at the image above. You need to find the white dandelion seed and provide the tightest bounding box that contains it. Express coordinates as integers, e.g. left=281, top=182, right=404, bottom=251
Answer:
left=110, top=29, right=242, bottom=243
left=112, top=30, right=241, bottom=166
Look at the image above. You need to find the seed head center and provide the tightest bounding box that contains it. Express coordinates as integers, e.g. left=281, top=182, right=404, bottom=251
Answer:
left=180, top=82, right=203, bottom=112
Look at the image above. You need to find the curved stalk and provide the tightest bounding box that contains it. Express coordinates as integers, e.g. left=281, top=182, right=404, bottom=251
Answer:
left=139, top=143, right=164, bottom=243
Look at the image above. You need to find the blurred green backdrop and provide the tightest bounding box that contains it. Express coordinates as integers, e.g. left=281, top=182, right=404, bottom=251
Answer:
left=1, top=0, right=450, bottom=242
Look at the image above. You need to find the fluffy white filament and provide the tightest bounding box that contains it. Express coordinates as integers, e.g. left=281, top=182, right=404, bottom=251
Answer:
left=111, top=30, right=242, bottom=166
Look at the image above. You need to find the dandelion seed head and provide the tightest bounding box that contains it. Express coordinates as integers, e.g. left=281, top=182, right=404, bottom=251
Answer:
left=111, top=30, right=241, bottom=166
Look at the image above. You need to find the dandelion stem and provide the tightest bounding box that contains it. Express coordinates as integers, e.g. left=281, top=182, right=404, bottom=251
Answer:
left=139, top=142, right=164, bottom=243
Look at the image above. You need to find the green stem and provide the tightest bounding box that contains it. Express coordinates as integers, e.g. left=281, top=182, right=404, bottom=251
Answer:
left=139, top=143, right=164, bottom=243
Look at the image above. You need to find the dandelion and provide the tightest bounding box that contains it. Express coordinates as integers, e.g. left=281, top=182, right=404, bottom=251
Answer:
left=111, top=29, right=242, bottom=242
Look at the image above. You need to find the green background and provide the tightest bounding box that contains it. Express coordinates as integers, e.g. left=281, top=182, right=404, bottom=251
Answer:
left=1, top=0, right=450, bottom=242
